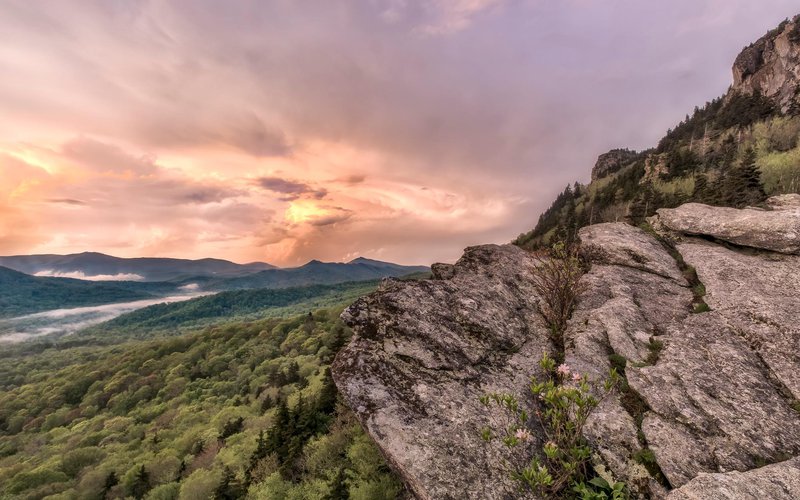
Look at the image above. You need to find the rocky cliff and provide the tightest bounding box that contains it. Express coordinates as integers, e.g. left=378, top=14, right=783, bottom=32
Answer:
left=733, top=15, right=800, bottom=113
left=332, top=195, right=800, bottom=499
left=591, top=149, right=640, bottom=181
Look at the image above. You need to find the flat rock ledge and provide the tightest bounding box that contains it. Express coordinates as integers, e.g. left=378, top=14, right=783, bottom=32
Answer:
left=333, top=202, right=800, bottom=500
left=655, top=196, right=800, bottom=254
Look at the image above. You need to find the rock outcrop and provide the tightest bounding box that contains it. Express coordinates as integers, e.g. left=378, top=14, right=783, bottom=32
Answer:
left=333, top=245, right=553, bottom=499
left=655, top=199, right=800, bottom=255
left=591, top=149, right=640, bottom=181
left=667, top=457, right=800, bottom=500
left=732, top=15, right=800, bottom=113
left=333, top=197, right=800, bottom=499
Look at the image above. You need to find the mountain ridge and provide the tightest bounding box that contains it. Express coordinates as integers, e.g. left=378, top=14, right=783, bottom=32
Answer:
left=517, top=13, right=800, bottom=250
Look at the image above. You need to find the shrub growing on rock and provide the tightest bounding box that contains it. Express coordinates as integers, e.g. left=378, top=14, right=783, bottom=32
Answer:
left=530, top=243, right=587, bottom=351
left=480, top=354, right=622, bottom=498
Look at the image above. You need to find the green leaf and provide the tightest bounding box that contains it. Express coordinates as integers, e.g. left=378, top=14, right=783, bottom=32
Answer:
left=589, top=476, right=610, bottom=489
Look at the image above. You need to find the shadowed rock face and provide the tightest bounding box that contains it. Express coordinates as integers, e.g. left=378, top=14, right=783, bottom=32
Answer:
left=732, top=15, right=800, bottom=113
left=333, top=199, right=800, bottom=500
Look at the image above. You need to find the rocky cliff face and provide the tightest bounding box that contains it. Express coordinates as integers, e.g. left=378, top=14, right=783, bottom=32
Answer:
left=732, top=15, right=800, bottom=112
left=591, top=149, right=640, bottom=181
left=332, top=196, right=800, bottom=499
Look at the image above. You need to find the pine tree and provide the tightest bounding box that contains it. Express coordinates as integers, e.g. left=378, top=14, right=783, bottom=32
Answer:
left=325, top=467, right=349, bottom=500
left=102, top=471, right=118, bottom=498
left=738, top=148, right=766, bottom=206
left=131, top=465, right=150, bottom=499
left=723, top=148, right=766, bottom=207
left=176, top=459, right=186, bottom=482
left=628, top=183, right=656, bottom=224
left=215, top=467, right=242, bottom=500
left=693, top=172, right=709, bottom=203
left=328, top=324, right=349, bottom=356
left=266, top=399, right=291, bottom=461
left=246, top=430, right=269, bottom=484
left=260, top=394, right=274, bottom=414
left=317, top=368, right=338, bottom=417
left=286, top=362, right=301, bottom=384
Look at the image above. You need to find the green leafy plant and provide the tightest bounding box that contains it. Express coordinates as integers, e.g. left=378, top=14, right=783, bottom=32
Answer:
left=481, top=354, right=622, bottom=498
left=573, top=476, right=627, bottom=499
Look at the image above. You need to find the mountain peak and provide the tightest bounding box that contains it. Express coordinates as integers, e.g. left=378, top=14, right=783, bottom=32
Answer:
left=348, top=257, right=383, bottom=265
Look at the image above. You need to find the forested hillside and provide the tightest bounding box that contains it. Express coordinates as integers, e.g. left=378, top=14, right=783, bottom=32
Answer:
left=516, top=16, right=800, bottom=249
left=79, top=280, right=383, bottom=341
left=0, top=267, right=160, bottom=318
left=0, top=308, right=402, bottom=499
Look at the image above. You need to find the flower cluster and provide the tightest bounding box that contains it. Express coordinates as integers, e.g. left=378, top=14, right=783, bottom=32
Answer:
left=480, top=353, right=621, bottom=498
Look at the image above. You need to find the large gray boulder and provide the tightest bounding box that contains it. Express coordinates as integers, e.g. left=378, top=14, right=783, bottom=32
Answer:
left=656, top=199, right=800, bottom=254
left=667, top=457, right=800, bottom=500
left=333, top=201, right=800, bottom=499
left=333, top=245, right=553, bottom=500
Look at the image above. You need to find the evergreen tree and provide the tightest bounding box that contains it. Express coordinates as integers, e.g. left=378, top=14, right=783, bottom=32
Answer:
left=246, top=430, right=269, bottom=484
left=693, top=172, right=709, bottom=203
left=176, top=460, right=186, bottom=482
left=325, top=467, right=349, bottom=500
left=317, top=368, right=338, bottom=417
left=102, top=471, right=118, bottom=498
left=131, top=465, right=150, bottom=499
left=215, top=467, right=242, bottom=500
left=266, top=399, right=291, bottom=462
left=260, top=394, right=274, bottom=414
left=286, top=362, right=301, bottom=384
left=628, top=183, right=657, bottom=224
left=723, top=148, right=766, bottom=207
left=219, top=416, right=245, bottom=441
left=328, top=324, right=349, bottom=357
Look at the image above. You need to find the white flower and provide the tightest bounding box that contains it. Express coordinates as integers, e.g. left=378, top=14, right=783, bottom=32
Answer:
left=556, top=363, right=571, bottom=376
left=572, top=372, right=582, bottom=382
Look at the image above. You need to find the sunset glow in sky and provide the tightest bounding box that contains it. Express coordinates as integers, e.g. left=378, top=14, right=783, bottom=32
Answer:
left=1, top=1, right=797, bottom=266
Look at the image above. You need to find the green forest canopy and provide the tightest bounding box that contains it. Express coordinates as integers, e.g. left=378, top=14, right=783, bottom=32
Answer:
left=0, top=307, right=402, bottom=500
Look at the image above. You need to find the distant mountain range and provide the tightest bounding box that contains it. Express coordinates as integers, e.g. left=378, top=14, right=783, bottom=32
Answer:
left=0, top=252, right=276, bottom=282
left=0, top=253, right=429, bottom=318
left=204, top=257, right=430, bottom=291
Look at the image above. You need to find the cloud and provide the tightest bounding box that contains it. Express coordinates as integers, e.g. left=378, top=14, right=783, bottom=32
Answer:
left=34, top=270, right=145, bottom=281
left=256, top=177, right=327, bottom=201
left=336, top=174, right=366, bottom=185
left=307, top=211, right=353, bottom=227
left=417, top=0, right=505, bottom=35
left=62, top=137, right=158, bottom=176
left=224, top=114, right=292, bottom=157
left=46, top=198, right=86, bottom=205
left=1, top=0, right=799, bottom=266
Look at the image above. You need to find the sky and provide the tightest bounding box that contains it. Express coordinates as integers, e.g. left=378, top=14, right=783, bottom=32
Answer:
left=0, top=1, right=797, bottom=266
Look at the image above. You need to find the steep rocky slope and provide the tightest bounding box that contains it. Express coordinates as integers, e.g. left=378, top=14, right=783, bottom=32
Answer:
left=332, top=195, right=800, bottom=499
left=517, top=14, right=800, bottom=250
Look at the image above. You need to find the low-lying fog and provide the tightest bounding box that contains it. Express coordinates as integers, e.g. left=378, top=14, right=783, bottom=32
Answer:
left=0, top=294, right=209, bottom=343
